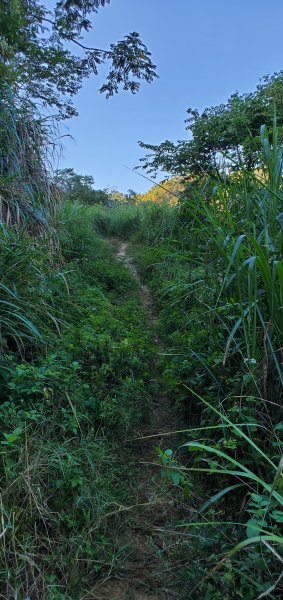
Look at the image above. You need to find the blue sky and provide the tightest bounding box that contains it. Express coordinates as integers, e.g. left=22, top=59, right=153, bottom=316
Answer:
left=57, top=0, right=283, bottom=193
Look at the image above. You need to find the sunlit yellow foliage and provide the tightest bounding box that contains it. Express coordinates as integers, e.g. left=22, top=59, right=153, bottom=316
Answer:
left=136, top=176, right=185, bottom=206
left=229, top=167, right=267, bottom=184
left=253, top=167, right=268, bottom=183
left=108, top=189, right=128, bottom=202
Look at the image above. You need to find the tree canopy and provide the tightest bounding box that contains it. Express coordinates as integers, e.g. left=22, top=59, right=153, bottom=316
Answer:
left=55, top=168, right=110, bottom=204
left=136, top=176, right=184, bottom=206
left=0, top=0, right=158, bottom=119
left=138, top=72, right=283, bottom=179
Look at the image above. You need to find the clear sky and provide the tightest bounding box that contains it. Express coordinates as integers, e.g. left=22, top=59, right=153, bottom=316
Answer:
left=57, top=0, right=283, bottom=193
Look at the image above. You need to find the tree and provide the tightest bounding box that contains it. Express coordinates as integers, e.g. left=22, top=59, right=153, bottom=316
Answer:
left=54, top=168, right=110, bottom=204
left=0, top=0, right=158, bottom=119
left=136, top=176, right=184, bottom=206
left=138, top=72, right=283, bottom=179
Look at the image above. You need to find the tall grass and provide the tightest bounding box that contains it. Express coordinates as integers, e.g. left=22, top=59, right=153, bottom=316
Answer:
left=81, top=200, right=178, bottom=243
left=0, top=85, right=63, bottom=351
left=156, top=125, right=283, bottom=595
left=184, top=122, right=283, bottom=400
left=95, top=122, right=283, bottom=596
left=0, top=85, right=57, bottom=230
left=0, top=225, right=68, bottom=353
left=176, top=124, right=283, bottom=594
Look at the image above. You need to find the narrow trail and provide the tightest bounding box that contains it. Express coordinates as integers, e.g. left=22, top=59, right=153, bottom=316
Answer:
left=93, top=241, right=187, bottom=600
left=116, top=242, right=155, bottom=321
left=116, top=241, right=176, bottom=438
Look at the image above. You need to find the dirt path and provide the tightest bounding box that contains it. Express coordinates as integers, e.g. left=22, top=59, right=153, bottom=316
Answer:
left=91, top=241, right=186, bottom=600
left=116, top=242, right=155, bottom=322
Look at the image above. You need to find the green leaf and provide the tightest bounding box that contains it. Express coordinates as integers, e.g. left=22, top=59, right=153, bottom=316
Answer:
left=164, top=449, right=173, bottom=457
left=246, top=518, right=267, bottom=539
left=3, top=433, right=18, bottom=443
left=271, top=511, right=283, bottom=523
left=199, top=483, right=244, bottom=514
left=170, top=471, right=181, bottom=486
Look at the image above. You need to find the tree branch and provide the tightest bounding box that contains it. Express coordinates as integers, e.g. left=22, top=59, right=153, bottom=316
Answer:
left=42, top=17, right=112, bottom=55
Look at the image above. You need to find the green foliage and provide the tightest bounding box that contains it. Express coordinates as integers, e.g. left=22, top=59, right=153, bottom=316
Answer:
left=1, top=30, right=283, bottom=593
left=0, top=203, right=155, bottom=596
left=55, top=168, right=110, bottom=205
left=139, top=71, right=283, bottom=177
left=136, top=176, right=183, bottom=205
left=93, top=121, right=283, bottom=597
left=0, top=226, right=65, bottom=351
left=0, top=0, right=157, bottom=118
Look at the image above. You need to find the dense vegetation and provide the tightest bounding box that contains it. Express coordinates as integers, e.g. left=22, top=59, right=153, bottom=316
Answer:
left=0, top=203, right=156, bottom=597
left=87, top=124, right=283, bottom=597
left=87, top=126, right=283, bottom=591
left=1, top=1, right=283, bottom=597
left=139, top=72, right=283, bottom=177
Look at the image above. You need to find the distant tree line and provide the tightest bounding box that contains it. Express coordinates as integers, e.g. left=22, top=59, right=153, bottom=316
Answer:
left=54, top=168, right=138, bottom=205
